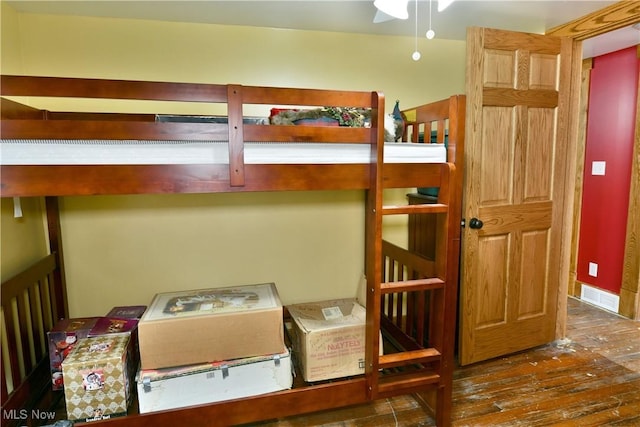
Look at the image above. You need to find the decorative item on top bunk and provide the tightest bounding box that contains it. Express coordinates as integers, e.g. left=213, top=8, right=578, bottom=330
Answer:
left=392, top=100, right=405, bottom=141
left=269, top=104, right=404, bottom=142
left=269, top=106, right=370, bottom=127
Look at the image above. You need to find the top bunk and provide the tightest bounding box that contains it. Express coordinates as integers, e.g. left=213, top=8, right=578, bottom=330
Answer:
left=0, top=75, right=458, bottom=197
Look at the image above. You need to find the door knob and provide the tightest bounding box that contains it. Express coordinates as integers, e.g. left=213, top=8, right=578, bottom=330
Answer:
left=469, top=217, right=484, bottom=229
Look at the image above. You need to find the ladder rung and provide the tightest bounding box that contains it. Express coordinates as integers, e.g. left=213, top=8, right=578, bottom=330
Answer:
left=379, top=348, right=441, bottom=369
left=381, top=203, right=448, bottom=215
left=380, top=277, right=445, bottom=294
left=377, top=370, right=441, bottom=395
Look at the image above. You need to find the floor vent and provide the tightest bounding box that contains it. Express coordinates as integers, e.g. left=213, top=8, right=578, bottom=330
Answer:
left=580, top=284, right=620, bottom=313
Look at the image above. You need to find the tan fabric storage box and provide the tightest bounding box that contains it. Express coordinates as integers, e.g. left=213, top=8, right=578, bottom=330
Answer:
left=138, top=283, right=285, bottom=369
left=62, top=334, right=133, bottom=422
left=287, top=298, right=374, bottom=382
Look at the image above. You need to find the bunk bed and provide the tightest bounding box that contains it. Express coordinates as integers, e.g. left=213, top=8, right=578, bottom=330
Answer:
left=0, top=75, right=465, bottom=427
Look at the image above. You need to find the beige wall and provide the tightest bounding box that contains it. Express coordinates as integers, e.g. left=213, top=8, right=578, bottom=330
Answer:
left=1, top=5, right=465, bottom=317
left=0, top=4, right=49, bottom=282
left=1, top=2, right=22, bottom=74
left=0, top=198, right=48, bottom=281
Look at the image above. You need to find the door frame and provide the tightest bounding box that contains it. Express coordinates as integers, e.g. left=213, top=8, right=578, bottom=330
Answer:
left=547, top=1, right=640, bottom=322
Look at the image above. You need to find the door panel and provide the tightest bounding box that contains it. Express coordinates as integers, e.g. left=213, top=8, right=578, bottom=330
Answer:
left=525, top=108, right=555, bottom=201
left=480, top=107, right=513, bottom=205
left=519, top=229, right=550, bottom=316
left=476, top=235, right=509, bottom=327
left=460, top=27, right=574, bottom=365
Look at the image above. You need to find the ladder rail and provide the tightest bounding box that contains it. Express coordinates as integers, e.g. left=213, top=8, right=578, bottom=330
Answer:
left=364, top=91, right=386, bottom=399
left=370, top=158, right=457, bottom=406
left=364, top=94, right=460, bottom=427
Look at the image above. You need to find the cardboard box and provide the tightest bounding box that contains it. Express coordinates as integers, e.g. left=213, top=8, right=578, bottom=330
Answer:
left=138, top=283, right=285, bottom=369
left=62, top=334, right=134, bottom=422
left=47, top=317, right=100, bottom=390
left=287, top=298, right=374, bottom=382
left=137, top=349, right=292, bottom=413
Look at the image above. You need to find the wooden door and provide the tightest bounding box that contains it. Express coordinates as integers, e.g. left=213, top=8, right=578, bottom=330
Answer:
left=460, top=27, right=576, bottom=365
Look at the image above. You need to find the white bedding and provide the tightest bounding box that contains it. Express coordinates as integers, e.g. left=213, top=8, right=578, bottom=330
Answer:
left=0, top=140, right=446, bottom=165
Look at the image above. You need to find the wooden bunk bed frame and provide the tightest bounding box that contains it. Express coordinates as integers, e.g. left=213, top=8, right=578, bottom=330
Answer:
left=0, top=75, right=464, bottom=427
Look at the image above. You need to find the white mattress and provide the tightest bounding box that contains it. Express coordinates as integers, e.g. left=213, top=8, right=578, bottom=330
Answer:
left=0, top=140, right=446, bottom=165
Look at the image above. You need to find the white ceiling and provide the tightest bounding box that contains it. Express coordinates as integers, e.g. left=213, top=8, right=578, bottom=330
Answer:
left=6, top=1, right=639, bottom=57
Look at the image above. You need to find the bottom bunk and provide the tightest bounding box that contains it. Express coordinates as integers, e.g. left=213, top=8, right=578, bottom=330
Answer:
left=1, top=235, right=451, bottom=427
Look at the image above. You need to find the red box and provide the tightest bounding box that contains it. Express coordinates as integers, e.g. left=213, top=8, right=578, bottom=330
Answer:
left=105, top=305, right=147, bottom=319
left=89, top=317, right=139, bottom=336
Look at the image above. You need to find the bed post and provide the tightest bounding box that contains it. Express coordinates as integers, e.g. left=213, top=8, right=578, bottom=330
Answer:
left=45, top=196, right=69, bottom=320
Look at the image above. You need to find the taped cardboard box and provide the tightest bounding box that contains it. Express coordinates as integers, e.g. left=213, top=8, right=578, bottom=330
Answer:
left=287, top=298, right=380, bottom=382
left=138, top=283, right=285, bottom=369
left=62, top=334, right=134, bottom=422
left=137, top=349, right=292, bottom=413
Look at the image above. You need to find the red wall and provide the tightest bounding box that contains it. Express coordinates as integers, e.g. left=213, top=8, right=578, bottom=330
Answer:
left=576, top=46, right=639, bottom=294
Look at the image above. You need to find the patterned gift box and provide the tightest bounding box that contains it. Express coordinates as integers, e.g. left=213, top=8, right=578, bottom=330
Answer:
left=62, top=334, right=133, bottom=422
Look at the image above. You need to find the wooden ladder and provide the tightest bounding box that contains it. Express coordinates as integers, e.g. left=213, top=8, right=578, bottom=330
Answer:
left=365, top=100, right=457, bottom=426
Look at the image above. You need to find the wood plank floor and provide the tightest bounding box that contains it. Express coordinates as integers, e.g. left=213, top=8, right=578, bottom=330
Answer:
left=250, top=297, right=640, bottom=426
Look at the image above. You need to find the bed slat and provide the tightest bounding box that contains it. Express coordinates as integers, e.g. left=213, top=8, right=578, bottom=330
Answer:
left=16, top=290, right=32, bottom=374
left=1, top=359, right=8, bottom=406
left=0, top=75, right=229, bottom=103
left=1, top=119, right=230, bottom=141
left=28, top=282, right=45, bottom=366
left=2, top=299, right=21, bottom=398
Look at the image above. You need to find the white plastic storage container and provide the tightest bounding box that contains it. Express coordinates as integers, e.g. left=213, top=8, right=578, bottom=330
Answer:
left=136, top=349, right=292, bottom=413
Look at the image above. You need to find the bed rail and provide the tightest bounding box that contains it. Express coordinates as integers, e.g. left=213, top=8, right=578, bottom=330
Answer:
left=402, top=95, right=465, bottom=180
left=1, top=253, right=65, bottom=427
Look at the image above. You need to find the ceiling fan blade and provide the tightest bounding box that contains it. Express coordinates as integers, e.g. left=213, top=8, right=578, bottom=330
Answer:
left=373, top=9, right=395, bottom=23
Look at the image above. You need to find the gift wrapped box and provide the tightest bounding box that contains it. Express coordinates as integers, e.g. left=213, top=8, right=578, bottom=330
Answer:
left=62, top=334, right=134, bottom=422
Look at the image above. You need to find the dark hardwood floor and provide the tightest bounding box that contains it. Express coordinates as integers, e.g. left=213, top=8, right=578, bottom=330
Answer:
left=251, top=297, right=640, bottom=426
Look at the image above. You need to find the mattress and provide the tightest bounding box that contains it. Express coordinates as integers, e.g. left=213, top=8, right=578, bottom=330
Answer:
left=0, top=140, right=446, bottom=165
